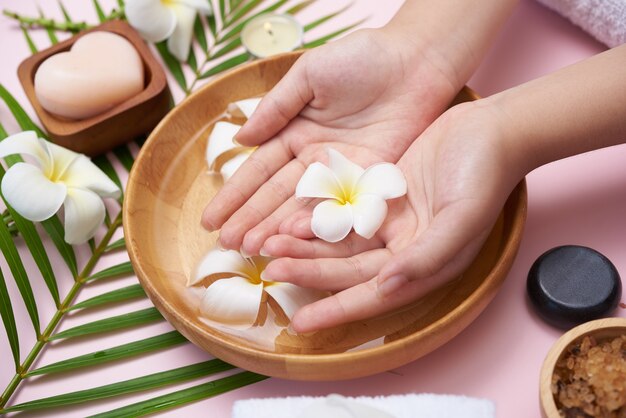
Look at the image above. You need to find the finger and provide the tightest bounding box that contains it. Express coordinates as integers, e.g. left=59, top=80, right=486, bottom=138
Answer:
left=262, top=249, right=390, bottom=291
left=377, top=203, right=494, bottom=295
left=291, top=272, right=448, bottom=333
left=235, top=56, right=313, bottom=147
left=201, top=138, right=291, bottom=231
left=278, top=207, right=314, bottom=238
left=219, top=159, right=305, bottom=250
left=261, top=233, right=384, bottom=259
left=240, top=195, right=308, bottom=257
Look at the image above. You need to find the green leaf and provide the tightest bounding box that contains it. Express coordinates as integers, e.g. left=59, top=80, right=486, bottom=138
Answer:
left=68, top=284, right=145, bottom=311
left=21, top=27, right=38, bottom=54
left=220, top=0, right=288, bottom=43
left=194, top=15, right=208, bottom=52
left=38, top=7, right=59, bottom=44
left=0, top=173, right=60, bottom=306
left=207, top=13, right=217, bottom=38
left=113, top=145, right=135, bottom=172
left=58, top=0, right=72, bottom=22
left=105, top=237, right=126, bottom=252
left=0, top=84, right=46, bottom=137
left=286, top=0, right=316, bottom=15
left=50, top=307, right=162, bottom=341
left=155, top=41, right=187, bottom=92
left=224, top=0, right=264, bottom=28
left=211, top=37, right=241, bottom=60
left=219, top=0, right=226, bottom=22
left=117, top=0, right=125, bottom=8
left=41, top=216, right=78, bottom=277
left=93, top=0, right=106, bottom=22
left=304, top=20, right=363, bottom=49
left=0, top=266, right=19, bottom=369
left=0, top=211, right=39, bottom=335
left=28, top=331, right=186, bottom=376
left=93, top=154, right=123, bottom=192
left=6, top=360, right=234, bottom=412
left=187, top=47, right=198, bottom=72
left=86, top=261, right=134, bottom=282
left=88, top=371, right=267, bottom=418
left=303, top=4, right=351, bottom=32
left=199, top=53, right=249, bottom=79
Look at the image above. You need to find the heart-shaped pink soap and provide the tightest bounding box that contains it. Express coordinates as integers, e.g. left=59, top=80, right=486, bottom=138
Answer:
left=34, top=31, right=144, bottom=120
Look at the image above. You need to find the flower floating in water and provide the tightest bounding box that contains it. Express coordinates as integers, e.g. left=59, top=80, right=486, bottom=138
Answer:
left=189, top=247, right=326, bottom=328
left=125, top=0, right=213, bottom=61
left=205, top=98, right=261, bottom=180
left=296, top=148, right=407, bottom=242
left=0, top=131, right=120, bottom=244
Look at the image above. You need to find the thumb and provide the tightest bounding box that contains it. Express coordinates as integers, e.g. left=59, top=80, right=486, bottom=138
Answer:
left=377, top=204, right=493, bottom=296
left=235, top=55, right=313, bottom=147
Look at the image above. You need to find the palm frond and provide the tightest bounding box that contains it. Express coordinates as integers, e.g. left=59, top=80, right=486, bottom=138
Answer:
left=67, top=284, right=146, bottom=311
left=86, top=261, right=134, bottom=281
left=0, top=266, right=19, bottom=369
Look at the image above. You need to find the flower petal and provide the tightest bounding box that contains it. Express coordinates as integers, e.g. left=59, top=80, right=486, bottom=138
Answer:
left=63, top=187, right=106, bottom=244
left=0, top=131, right=51, bottom=171
left=125, top=0, right=176, bottom=42
left=355, top=163, right=407, bottom=200
left=264, top=282, right=327, bottom=321
left=1, top=163, right=66, bottom=221
left=328, top=148, right=364, bottom=197
left=200, top=277, right=263, bottom=327
left=219, top=150, right=251, bottom=181
left=227, top=98, right=262, bottom=119
left=351, top=193, right=387, bottom=239
left=311, top=200, right=353, bottom=243
left=41, top=140, right=79, bottom=181
left=206, top=122, right=241, bottom=169
left=190, top=247, right=253, bottom=286
left=176, top=0, right=213, bottom=15
left=61, top=155, right=121, bottom=198
left=167, top=3, right=196, bottom=61
left=295, top=162, right=342, bottom=200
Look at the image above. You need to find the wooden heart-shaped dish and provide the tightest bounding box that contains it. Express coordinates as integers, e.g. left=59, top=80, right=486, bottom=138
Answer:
left=124, top=51, right=527, bottom=381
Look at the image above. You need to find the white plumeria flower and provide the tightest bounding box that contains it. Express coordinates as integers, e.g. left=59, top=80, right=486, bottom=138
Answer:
left=189, top=248, right=327, bottom=328
left=296, top=149, right=407, bottom=243
left=205, top=98, right=262, bottom=180
left=0, top=131, right=121, bottom=244
left=125, top=0, right=213, bottom=61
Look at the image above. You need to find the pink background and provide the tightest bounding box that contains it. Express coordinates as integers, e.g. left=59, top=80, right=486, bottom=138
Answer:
left=0, top=0, right=624, bottom=417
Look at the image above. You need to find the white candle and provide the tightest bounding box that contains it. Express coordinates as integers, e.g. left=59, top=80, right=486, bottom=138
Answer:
left=241, top=14, right=303, bottom=58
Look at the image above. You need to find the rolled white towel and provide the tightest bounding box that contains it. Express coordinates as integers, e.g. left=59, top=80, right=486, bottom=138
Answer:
left=232, top=393, right=495, bottom=418
left=536, top=0, right=626, bottom=47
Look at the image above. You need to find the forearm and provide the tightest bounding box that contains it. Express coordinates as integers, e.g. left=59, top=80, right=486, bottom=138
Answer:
left=486, top=44, right=626, bottom=175
left=382, top=0, right=519, bottom=90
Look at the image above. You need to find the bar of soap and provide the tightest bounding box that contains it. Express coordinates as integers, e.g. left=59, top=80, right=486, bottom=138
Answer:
left=527, top=245, right=622, bottom=329
left=34, top=31, right=144, bottom=120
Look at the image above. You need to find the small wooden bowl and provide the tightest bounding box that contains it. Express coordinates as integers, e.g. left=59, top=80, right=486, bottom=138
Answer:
left=17, top=20, right=170, bottom=156
left=540, top=317, right=626, bottom=417
left=124, top=51, right=528, bottom=380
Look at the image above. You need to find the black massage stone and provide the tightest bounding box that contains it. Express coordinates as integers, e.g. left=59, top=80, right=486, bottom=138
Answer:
left=527, top=245, right=622, bottom=329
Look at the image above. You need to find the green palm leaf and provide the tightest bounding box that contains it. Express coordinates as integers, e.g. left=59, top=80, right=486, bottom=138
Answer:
left=92, top=0, right=106, bottom=22
left=105, top=237, right=126, bottom=252
left=225, top=0, right=264, bottom=27
left=200, top=52, right=250, bottom=78
left=89, top=372, right=268, bottom=418
left=5, top=360, right=234, bottom=412
left=0, top=84, right=45, bottom=138
left=304, top=20, right=364, bottom=48
left=93, top=154, right=124, bottom=192
left=40, top=216, right=78, bottom=276
left=0, top=211, right=39, bottom=335
left=113, top=145, right=135, bottom=171
left=194, top=14, right=209, bottom=52
left=220, top=0, right=289, bottom=43
left=28, top=331, right=187, bottom=376
left=20, top=27, right=38, bottom=53
left=86, top=261, right=134, bottom=281
left=38, top=7, right=59, bottom=44
left=50, top=307, right=163, bottom=341
left=67, top=284, right=146, bottom=311
left=0, top=266, right=19, bottom=369
left=155, top=41, right=188, bottom=92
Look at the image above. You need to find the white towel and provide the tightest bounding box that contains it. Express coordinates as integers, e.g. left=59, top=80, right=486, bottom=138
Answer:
left=537, top=0, right=626, bottom=47
left=232, top=394, right=495, bottom=418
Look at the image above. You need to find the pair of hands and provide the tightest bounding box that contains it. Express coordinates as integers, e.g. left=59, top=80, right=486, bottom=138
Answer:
left=201, top=29, right=522, bottom=333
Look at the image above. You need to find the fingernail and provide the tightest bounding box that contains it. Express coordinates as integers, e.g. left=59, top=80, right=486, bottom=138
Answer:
left=378, top=274, right=409, bottom=296
left=240, top=246, right=252, bottom=258
left=259, top=247, right=270, bottom=257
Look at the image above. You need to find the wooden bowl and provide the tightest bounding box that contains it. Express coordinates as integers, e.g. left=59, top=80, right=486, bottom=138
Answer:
left=17, top=20, right=170, bottom=156
left=540, top=317, right=626, bottom=417
left=124, top=51, right=528, bottom=380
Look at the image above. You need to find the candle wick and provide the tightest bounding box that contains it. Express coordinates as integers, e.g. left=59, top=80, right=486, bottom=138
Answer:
left=263, top=22, right=274, bottom=37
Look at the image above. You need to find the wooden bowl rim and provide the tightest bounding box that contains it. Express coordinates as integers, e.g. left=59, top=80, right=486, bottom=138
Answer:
left=539, top=317, right=626, bottom=417
left=124, top=51, right=528, bottom=367
left=17, top=19, right=167, bottom=135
